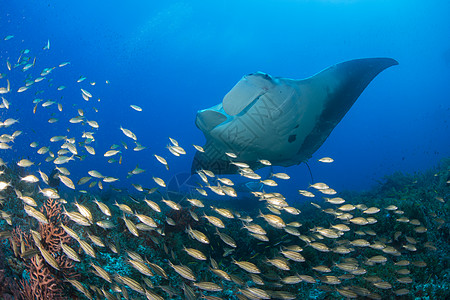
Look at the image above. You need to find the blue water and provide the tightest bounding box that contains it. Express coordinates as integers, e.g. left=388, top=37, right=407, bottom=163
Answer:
left=1, top=0, right=449, bottom=201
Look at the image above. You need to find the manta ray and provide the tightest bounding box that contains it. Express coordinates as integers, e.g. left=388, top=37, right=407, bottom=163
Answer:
left=192, top=58, right=398, bottom=174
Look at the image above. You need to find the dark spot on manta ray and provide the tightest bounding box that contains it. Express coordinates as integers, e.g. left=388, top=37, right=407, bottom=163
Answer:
left=288, top=135, right=296, bottom=143
left=294, top=124, right=299, bottom=129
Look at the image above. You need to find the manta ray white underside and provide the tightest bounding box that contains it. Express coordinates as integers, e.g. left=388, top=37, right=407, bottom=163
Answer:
left=192, top=58, right=398, bottom=174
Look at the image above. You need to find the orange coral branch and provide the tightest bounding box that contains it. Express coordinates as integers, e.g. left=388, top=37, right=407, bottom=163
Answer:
left=16, top=198, right=78, bottom=299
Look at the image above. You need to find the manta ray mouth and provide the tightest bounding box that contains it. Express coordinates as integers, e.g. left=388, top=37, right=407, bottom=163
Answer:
left=235, top=92, right=266, bottom=117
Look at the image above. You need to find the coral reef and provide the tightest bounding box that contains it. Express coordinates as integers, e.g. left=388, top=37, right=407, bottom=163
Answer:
left=0, top=157, right=448, bottom=299
left=5, top=198, right=77, bottom=299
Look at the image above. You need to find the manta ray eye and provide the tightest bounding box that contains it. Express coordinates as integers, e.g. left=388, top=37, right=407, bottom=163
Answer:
left=288, top=135, right=296, bottom=143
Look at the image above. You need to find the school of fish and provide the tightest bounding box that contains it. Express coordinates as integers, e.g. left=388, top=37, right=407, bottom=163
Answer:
left=0, top=34, right=448, bottom=300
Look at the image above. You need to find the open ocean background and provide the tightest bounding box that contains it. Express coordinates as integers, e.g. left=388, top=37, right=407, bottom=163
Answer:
left=1, top=2, right=450, bottom=300
left=1, top=0, right=449, bottom=200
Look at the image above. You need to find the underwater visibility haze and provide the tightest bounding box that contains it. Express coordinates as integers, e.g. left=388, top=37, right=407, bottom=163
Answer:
left=0, top=0, right=449, bottom=299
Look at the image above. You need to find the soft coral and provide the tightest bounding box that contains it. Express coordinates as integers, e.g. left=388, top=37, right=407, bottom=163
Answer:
left=10, top=198, right=78, bottom=299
